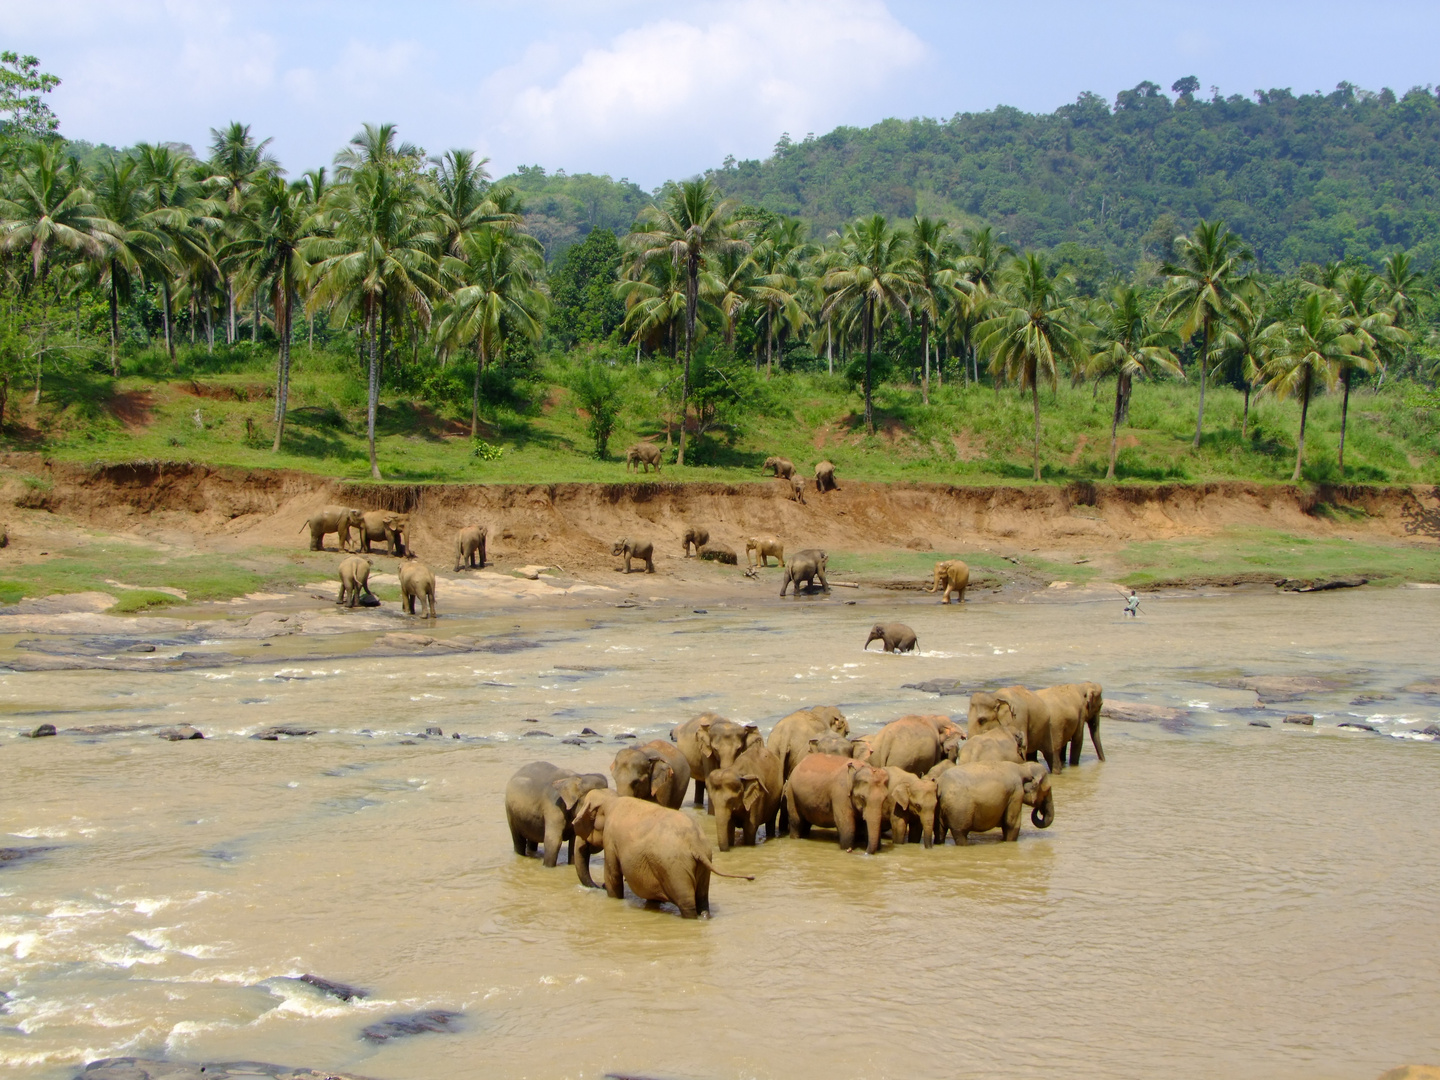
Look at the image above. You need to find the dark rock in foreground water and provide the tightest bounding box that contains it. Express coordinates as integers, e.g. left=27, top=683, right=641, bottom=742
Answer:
left=1249, top=720, right=1272, bottom=728
left=1283, top=714, right=1315, bottom=726
left=79, top=1058, right=378, bottom=1080
left=361, top=1008, right=462, bottom=1042
left=157, top=726, right=204, bottom=741
left=251, top=726, right=318, bottom=740
left=0, top=846, right=57, bottom=869
left=298, top=973, right=367, bottom=1001
left=24, top=723, right=56, bottom=738
left=1338, top=721, right=1378, bottom=732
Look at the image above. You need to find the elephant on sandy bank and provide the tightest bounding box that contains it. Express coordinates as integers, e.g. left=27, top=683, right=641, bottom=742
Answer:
left=613, top=537, right=655, bottom=574
left=337, top=555, right=374, bottom=608
left=958, top=725, right=1024, bottom=764
left=357, top=511, right=408, bottom=557
left=784, top=755, right=892, bottom=854
left=883, top=766, right=939, bottom=848
left=780, top=549, right=829, bottom=597
left=767, top=706, right=850, bottom=782
left=745, top=535, right=784, bottom=568
left=788, top=476, right=806, bottom=504
left=504, top=762, right=610, bottom=876
left=706, top=741, right=783, bottom=850
left=570, top=791, right=754, bottom=918
left=865, top=623, right=917, bottom=653
left=300, top=506, right=365, bottom=552
left=626, top=443, right=663, bottom=474
left=682, top=526, right=710, bottom=557
left=937, top=761, right=1053, bottom=844
left=928, top=560, right=970, bottom=604
left=454, top=526, right=487, bottom=571
left=762, top=456, right=796, bottom=480
left=612, top=741, right=692, bottom=810
left=398, top=561, right=436, bottom=618
left=1037, top=682, right=1105, bottom=769
left=814, top=461, right=838, bottom=493
left=671, top=713, right=760, bottom=807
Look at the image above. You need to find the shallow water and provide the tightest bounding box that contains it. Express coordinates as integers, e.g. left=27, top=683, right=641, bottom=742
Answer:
left=2, top=587, right=1439, bottom=1079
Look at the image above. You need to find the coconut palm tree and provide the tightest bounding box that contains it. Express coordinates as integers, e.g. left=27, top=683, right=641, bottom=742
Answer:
left=955, top=225, right=1012, bottom=385
left=906, top=215, right=963, bottom=403
left=206, top=122, right=278, bottom=343
left=1332, top=267, right=1408, bottom=474
left=974, top=253, right=1084, bottom=481
left=1378, top=251, right=1421, bottom=331
left=628, top=179, right=746, bottom=465
left=135, top=142, right=217, bottom=362
left=0, top=140, right=113, bottom=403
left=1161, top=220, right=1253, bottom=448
left=1261, top=291, right=1361, bottom=482
left=751, top=217, right=813, bottom=376
left=821, top=215, right=914, bottom=435
left=89, top=155, right=167, bottom=375
left=1213, top=281, right=1280, bottom=440
left=428, top=149, right=522, bottom=262
left=1088, top=283, right=1181, bottom=479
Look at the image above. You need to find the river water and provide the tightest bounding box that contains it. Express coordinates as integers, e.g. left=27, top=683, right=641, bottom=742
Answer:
left=2, top=585, right=1439, bottom=1079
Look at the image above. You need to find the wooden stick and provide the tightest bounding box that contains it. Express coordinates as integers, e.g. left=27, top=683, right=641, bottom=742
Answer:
left=828, top=581, right=860, bottom=588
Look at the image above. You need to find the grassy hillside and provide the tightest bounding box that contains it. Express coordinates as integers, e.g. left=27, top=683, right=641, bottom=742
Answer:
left=9, top=343, right=1439, bottom=486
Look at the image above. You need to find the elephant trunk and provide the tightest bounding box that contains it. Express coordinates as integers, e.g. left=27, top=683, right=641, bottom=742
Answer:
left=863, top=804, right=885, bottom=855
left=1088, top=718, right=1106, bottom=762
left=715, top=804, right=733, bottom=851
left=1032, top=789, right=1054, bottom=829
left=920, top=813, right=935, bottom=849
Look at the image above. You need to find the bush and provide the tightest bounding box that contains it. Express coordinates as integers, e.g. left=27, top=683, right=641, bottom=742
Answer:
left=109, top=590, right=180, bottom=613
left=567, top=361, right=625, bottom=458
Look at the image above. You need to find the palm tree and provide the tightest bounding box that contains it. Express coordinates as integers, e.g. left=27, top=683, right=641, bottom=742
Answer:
left=821, top=215, right=914, bottom=435
left=1161, top=220, right=1253, bottom=448
left=1213, top=281, right=1279, bottom=440
left=1261, top=291, right=1361, bottom=482
left=974, top=253, right=1084, bottom=481
left=1332, top=268, right=1408, bottom=474
left=751, top=217, right=813, bottom=376
left=206, top=123, right=278, bottom=343
left=0, top=141, right=113, bottom=403
left=307, top=132, right=441, bottom=479
left=906, top=215, right=963, bottom=403
left=135, top=142, right=216, bottom=361
left=434, top=226, right=548, bottom=437
left=956, top=225, right=1012, bottom=385
left=1088, top=283, right=1181, bottom=479
left=89, top=155, right=167, bottom=375
left=628, top=179, right=746, bottom=466
left=429, top=149, right=521, bottom=260
left=1378, top=251, right=1421, bottom=330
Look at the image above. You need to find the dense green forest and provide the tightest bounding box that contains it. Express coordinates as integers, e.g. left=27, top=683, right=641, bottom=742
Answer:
left=2, top=50, right=1439, bottom=488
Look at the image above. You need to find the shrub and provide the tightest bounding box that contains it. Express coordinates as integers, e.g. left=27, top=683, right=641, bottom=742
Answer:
left=109, top=590, right=180, bottom=613
left=567, top=361, right=624, bottom=458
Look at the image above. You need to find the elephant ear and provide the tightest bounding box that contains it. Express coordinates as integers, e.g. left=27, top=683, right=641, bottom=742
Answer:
left=696, top=722, right=714, bottom=758
left=742, top=724, right=761, bottom=749
left=650, top=759, right=675, bottom=797
left=890, top=783, right=911, bottom=812
left=553, top=777, right=585, bottom=813
left=740, top=775, right=765, bottom=814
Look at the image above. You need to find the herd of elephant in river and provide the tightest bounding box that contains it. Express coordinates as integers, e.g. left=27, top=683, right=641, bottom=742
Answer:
left=504, top=682, right=1104, bottom=918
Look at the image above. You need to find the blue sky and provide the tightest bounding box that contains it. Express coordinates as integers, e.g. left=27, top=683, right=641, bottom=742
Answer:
left=4, top=1, right=1440, bottom=188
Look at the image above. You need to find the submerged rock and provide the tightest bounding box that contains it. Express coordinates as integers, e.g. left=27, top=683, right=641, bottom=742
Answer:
left=1338, top=721, right=1379, bottom=732
left=521, top=730, right=553, bottom=738
left=298, top=973, right=367, bottom=1001
left=1100, top=702, right=1188, bottom=724
left=79, top=1059, right=379, bottom=1080
left=901, top=678, right=980, bottom=697
left=1283, top=714, right=1315, bottom=726
left=1215, top=675, right=1349, bottom=702
left=361, top=1008, right=462, bottom=1043
left=0, top=846, right=56, bottom=868
left=251, top=726, right=318, bottom=741
left=157, top=726, right=204, bottom=741
left=1249, top=720, right=1272, bottom=728
left=425, top=726, right=443, bottom=736
left=23, top=723, right=56, bottom=738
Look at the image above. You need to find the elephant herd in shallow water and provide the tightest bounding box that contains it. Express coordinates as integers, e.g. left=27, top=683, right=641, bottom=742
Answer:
left=504, top=682, right=1104, bottom=918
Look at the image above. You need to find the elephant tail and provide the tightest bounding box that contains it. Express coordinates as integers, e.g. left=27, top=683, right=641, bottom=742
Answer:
left=699, top=855, right=754, bottom=881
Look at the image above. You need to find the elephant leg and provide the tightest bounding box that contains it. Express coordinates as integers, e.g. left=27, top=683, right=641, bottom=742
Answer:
left=1003, top=795, right=1023, bottom=841
left=690, top=864, right=710, bottom=919
left=575, top=841, right=597, bottom=887
left=310, top=527, right=323, bottom=551
left=509, top=820, right=527, bottom=856
left=1088, top=721, right=1106, bottom=762
left=1068, top=730, right=1083, bottom=766
left=693, top=776, right=706, bottom=808
left=786, top=788, right=802, bottom=839
left=834, top=796, right=856, bottom=851
left=603, top=847, right=625, bottom=899
left=645, top=557, right=654, bottom=573
left=541, top=816, right=565, bottom=868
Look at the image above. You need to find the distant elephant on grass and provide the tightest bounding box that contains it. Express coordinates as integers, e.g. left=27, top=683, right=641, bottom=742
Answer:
left=357, top=511, right=408, bottom=556
left=613, top=537, right=654, bottom=574
left=504, top=761, right=610, bottom=877
left=958, top=726, right=1024, bottom=764
left=814, top=461, right=838, bottom=493
left=706, top=741, right=783, bottom=850
left=784, top=755, right=892, bottom=854
left=454, top=525, right=487, bottom=571
left=865, top=622, right=917, bottom=653
left=681, top=525, right=710, bottom=557
left=937, top=761, right=1053, bottom=844
left=780, top=549, right=829, bottom=596
left=745, top=535, right=784, bottom=568
left=883, top=766, right=939, bottom=848
left=762, top=456, right=796, bottom=480
left=398, top=561, right=436, bottom=618
left=1036, top=682, right=1105, bottom=769
left=626, top=443, right=663, bottom=474
left=767, top=706, right=850, bottom=782
left=301, top=506, right=364, bottom=552
left=928, top=560, right=970, bottom=604
left=570, top=791, right=754, bottom=918
left=671, top=713, right=760, bottom=807
left=612, top=741, right=692, bottom=810
left=337, top=555, right=373, bottom=608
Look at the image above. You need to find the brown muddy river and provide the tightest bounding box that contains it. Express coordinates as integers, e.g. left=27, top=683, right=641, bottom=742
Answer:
left=2, top=585, right=1439, bottom=1079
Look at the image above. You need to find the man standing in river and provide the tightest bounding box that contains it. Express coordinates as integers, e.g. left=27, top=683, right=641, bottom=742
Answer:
left=1124, top=590, right=1140, bottom=617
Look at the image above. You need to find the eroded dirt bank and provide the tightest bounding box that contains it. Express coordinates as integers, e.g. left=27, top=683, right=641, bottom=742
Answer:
left=3, top=455, right=1438, bottom=575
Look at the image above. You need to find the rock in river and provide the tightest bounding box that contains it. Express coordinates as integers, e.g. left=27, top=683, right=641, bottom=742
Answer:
left=1099, top=702, right=1188, bottom=724
left=1283, top=714, right=1315, bottom=726
left=361, top=1008, right=463, bottom=1042
left=298, top=973, right=367, bottom=1001
left=157, top=726, right=204, bottom=741
left=23, top=723, right=56, bottom=738
left=79, top=1059, right=379, bottom=1080
left=251, top=726, right=318, bottom=741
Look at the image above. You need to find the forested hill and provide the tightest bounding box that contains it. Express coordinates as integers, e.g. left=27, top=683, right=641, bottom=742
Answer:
left=705, top=80, right=1440, bottom=273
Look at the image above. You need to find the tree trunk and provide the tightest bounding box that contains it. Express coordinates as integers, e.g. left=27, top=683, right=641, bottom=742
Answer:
left=252, top=288, right=260, bottom=343
left=34, top=284, right=49, bottom=405
left=272, top=285, right=291, bottom=453
left=1291, top=365, right=1311, bottom=483
left=0, top=375, right=8, bottom=428
left=936, top=337, right=943, bottom=389
left=1106, top=371, right=1130, bottom=480
left=161, top=280, right=174, bottom=362
left=678, top=251, right=697, bottom=467
left=765, top=309, right=773, bottom=377
left=227, top=279, right=235, bottom=344
left=108, top=263, right=120, bottom=377
left=1192, top=317, right=1209, bottom=448
left=1030, top=366, right=1042, bottom=482
left=920, top=313, right=930, bottom=405
left=366, top=300, right=382, bottom=481
left=1242, top=381, right=1251, bottom=439
left=1338, top=367, right=1352, bottom=475
left=863, top=295, right=875, bottom=436
left=205, top=301, right=214, bottom=354
left=826, top=319, right=833, bottom=375
left=471, top=334, right=486, bottom=439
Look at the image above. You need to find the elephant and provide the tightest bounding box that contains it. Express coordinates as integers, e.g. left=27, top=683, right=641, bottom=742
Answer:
left=864, top=622, right=917, bottom=653
left=336, top=555, right=373, bottom=608
left=966, top=691, right=1029, bottom=756
left=937, top=761, right=1053, bottom=844
left=357, top=511, right=408, bottom=557
left=789, top=476, right=807, bottom=504
left=814, top=460, right=838, bottom=493
left=849, top=733, right=877, bottom=762
left=671, top=713, right=760, bottom=808
left=901, top=714, right=964, bottom=761
left=883, top=766, right=939, bottom=848
left=745, top=535, right=785, bottom=568
left=569, top=792, right=754, bottom=918
left=454, top=525, right=487, bottom=571
left=807, top=732, right=853, bottom=757
left=767, top=706, right=850, bottom=782
left=994, top=685, right=1060, bottom=773
left=868, top=715, right=945, bottom=775
left=780, top=548, right=829, bottom=597
left=928, top=559, right=970, bottom=604
left=705, top=741, right=784, bottom=850
left=398, top=560, right=436, bottom=618
left=612, top=537, right=655, bottom=574
left=1036, top=682, right=1106, bottom=769
left=784, top=755, right=892, bottom=854
left=612, top=741, right=692, bottom=810
left=957, top=725, right=1024, bottom=764
left=504, top=762, right=610, bottom=877
left=924, top=759, right=957, bottom=783
left=762, top=456, right=796, bottom=480
left=300, top=505, right=365, bottom=552
left=681, top=526, right=710, bottom=557
left=625, top=443, right=663, bottom=474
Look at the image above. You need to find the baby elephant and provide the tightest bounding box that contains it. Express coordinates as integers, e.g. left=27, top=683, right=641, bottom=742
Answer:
left=626, top=443, right=663, bottom=474
left=745, top=535, right=785, bottom=568
left=398, top=561, right=436, bottom=617
left=454, top=525, right=487, bottom=571
left=612, top=537, right=655, bottom=574
left=780, top=548, right=829, bottom=597
left=937, top=761, right=1053, bottom=844
left=762, top=455, right=796, bottom=480
left=337, top=555, right=373, bottom=608
left=865, top=622, right=917, bottom=653
left=929, top=559, right=970, bottom=604
left=504, top=762, right=610, bottom=878
left=681, top=525, right=710, bottom=557
left=789, top=475, right=807, bottom=504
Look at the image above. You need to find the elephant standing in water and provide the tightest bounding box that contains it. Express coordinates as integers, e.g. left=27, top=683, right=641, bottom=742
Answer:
left=784, top=755, right=892, bottom=854
left=958, top=726, right=1024, bottom=764
left=454, top=525, right=486, bottom=571
left=865, top=623, right=918, bottom=653
left=504, top=762, right=610, bottom=876
left=780, top=549, right=829, bottom=596
left=1036, top=682, right=1105, bottom=769
left=569, top=792, right=754, bottom=918
left=612, top=741, right=692, bottom=810
left=928, top=559, right=970, bottom=604
left=300, top=506, right=365, bottom=552
left=883, top=766, right=939, bottom=848
left=705, top=741, right=783, bottom=850
left=672, top=713, right=760, bottom=808
left=937, top=761, right=1053, bottom=844
left=767, top=706, right=850, bottom=782
left=398, top=561, right=436, bottom=618
left=336, top=555, right=373, bottom=608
